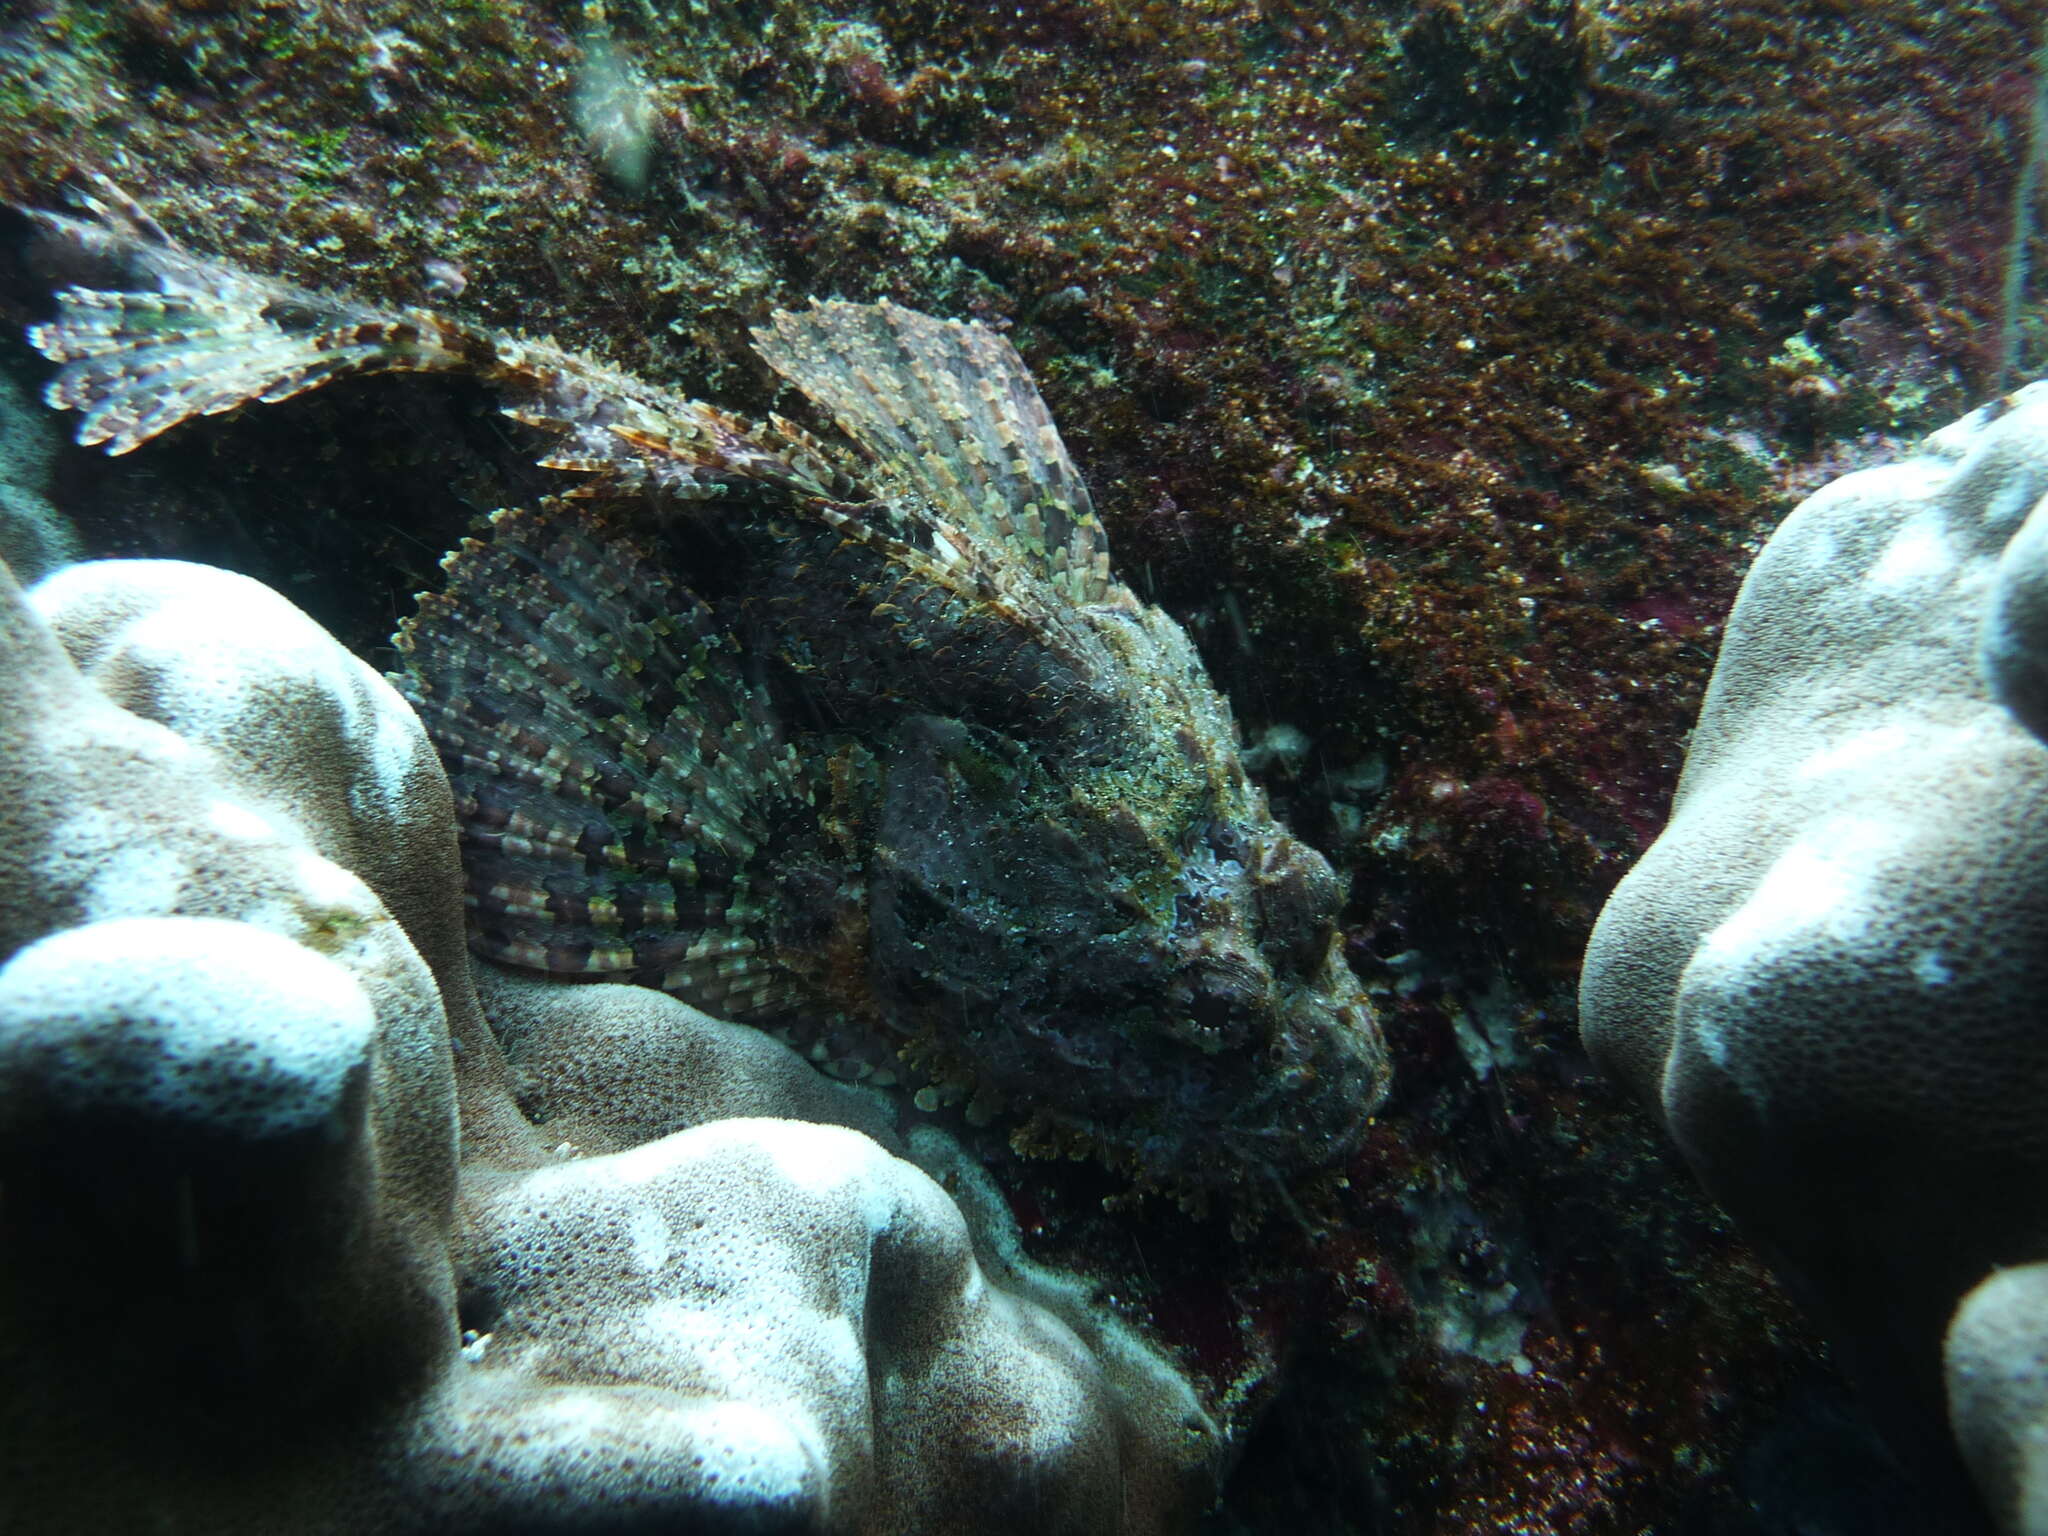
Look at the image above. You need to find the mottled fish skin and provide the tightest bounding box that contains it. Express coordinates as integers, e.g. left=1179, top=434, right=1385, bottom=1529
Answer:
left=25, top=185, right=1392, bottom=1199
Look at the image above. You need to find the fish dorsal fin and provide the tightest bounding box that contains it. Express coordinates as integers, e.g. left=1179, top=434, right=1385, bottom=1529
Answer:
left=23, top=188, right=840, bottom=503
left=751, top=300, right=1117, bottom=606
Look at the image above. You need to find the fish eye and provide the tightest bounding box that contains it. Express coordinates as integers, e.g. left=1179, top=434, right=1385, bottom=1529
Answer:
left=1255, top=845, right=1344, bottom=975
left=1176, top=965, right=1259, bottom=1050
left=1204, top=820, right=1249, bottom=861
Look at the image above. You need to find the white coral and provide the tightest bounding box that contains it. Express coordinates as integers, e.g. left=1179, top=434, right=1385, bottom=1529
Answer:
left=0, top=554, right=1215, bottom=1534
left=1581, top=382, right=2048, bottom=1532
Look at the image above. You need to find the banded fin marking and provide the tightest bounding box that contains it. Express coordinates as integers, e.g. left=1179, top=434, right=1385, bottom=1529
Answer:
left=488, top=339, right=840, bottom=503
left=752, top=299, right=1119, bottom=607
left=393, top=499, right=815, bottom=1017
left=25, top=191, right=475, bottom=455
left=23, top=186, right=841, bottom=504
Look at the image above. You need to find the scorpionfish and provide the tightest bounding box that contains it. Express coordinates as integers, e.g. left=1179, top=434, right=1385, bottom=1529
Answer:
left=24, top=184, right=1390, bottom=1200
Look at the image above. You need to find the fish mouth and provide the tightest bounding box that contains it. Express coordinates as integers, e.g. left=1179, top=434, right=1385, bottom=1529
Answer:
left=1202, top=980, right=1387, bottom=1177
left=978, top=956, right=1387, bottom=1193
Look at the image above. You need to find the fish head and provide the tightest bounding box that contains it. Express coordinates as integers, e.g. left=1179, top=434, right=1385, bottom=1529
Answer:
left=869, top=714, right=1388, bottom=1194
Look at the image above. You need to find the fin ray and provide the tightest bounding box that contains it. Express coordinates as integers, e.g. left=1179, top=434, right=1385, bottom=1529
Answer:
left=394, top=500, right=815, bottom=1012
left=25, top=213, right=472, bottom=455
left=751, top=300, right=1117, bottom=605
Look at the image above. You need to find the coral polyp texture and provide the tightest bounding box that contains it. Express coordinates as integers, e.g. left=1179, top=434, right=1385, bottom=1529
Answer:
left=1580, top=382, right=2048, bottom=1526
left=22, top=188, right=1390, bottom=1203
left=0, top=552, right=1216, bottom=1534
left=1949, top=1262, right=2048, bottom=1536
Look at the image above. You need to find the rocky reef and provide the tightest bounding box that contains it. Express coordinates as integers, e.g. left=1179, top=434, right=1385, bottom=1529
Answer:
left=0, top=0, right=2041, bottom=1530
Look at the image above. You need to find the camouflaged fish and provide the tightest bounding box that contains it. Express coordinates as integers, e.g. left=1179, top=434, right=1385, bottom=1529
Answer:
left=23, top=183, right=1390, bottom=1198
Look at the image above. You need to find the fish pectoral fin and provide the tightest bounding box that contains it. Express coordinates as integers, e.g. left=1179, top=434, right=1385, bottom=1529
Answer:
left=394, top=497, right=815, bottom=1020
left=25, top=189, right=476, bottom=456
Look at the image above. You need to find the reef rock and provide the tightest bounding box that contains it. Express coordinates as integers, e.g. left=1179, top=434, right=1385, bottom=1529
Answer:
left=1579, top=383, right=2048, bottom=1524
left=0, top=553, right=1217, bottom=1533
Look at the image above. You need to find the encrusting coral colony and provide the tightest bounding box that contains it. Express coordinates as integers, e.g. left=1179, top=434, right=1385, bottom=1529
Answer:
left=1, top=0, right=2046, bottom=1532
left=1583, top=383, right=2048, bottom=1534
left=0, top=548, right=1217, bottom=1532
